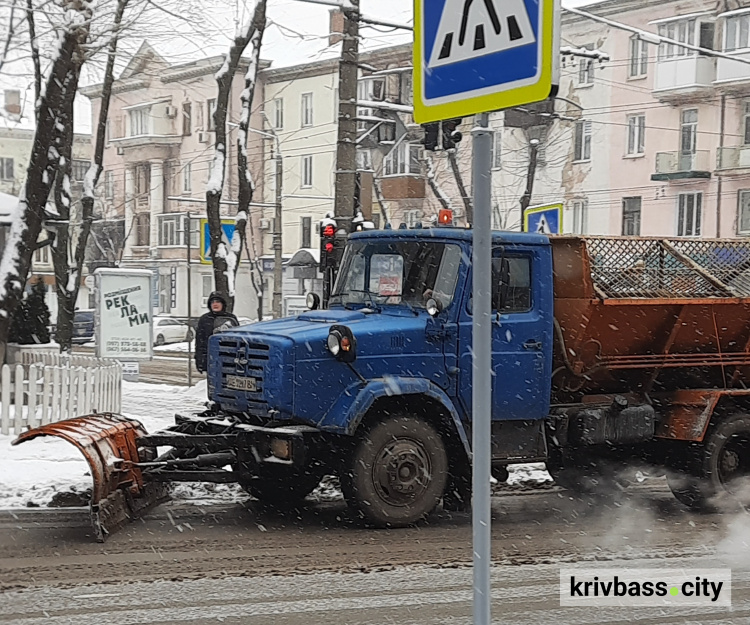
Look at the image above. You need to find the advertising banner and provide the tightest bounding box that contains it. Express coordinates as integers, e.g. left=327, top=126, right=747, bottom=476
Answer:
left=95, top=269, right=154, bottom=360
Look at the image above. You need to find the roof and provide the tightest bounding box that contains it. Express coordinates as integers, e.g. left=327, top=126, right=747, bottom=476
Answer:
left=349, top=228, right=550, bottom=246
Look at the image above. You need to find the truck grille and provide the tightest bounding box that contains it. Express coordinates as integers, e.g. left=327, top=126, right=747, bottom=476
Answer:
left=216, top=336, right=270, bottom=416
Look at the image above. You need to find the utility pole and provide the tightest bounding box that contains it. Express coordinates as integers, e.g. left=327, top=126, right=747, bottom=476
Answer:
left=272, top=135, right=283, bottom=319
left=185, top=214, right=193, bottom=387
left=333, top=0, right=360, bottom=236
left=520, top=138, right=540, bottom=230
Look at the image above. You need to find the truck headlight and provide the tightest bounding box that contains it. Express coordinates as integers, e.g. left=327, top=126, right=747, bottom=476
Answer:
left=327, top=324, right=356, bottom=362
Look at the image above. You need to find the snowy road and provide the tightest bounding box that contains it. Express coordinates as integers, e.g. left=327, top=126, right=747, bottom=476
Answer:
left=2, top=554, right=750, bottom=625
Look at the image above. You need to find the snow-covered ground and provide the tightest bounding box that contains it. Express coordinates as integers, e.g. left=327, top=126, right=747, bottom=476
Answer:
left=0, top=380, right=552, bottom=509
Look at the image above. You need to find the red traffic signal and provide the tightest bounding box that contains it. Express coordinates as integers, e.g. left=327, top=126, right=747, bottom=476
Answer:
left=320, top=218, right=338, bottom=268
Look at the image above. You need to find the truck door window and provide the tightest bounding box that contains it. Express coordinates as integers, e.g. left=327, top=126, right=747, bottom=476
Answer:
left=493, top=256, right=531, bottom=313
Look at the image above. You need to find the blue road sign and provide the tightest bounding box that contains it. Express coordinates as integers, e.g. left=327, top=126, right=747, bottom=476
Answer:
left=524, top=203, right=562, bottom=234
left=200, top=219, right=236, bottom=264
left=414, top=0, right=558, bottom=124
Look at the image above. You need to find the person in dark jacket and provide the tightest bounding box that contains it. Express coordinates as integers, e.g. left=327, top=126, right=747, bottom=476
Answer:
left=195, top=291, right=238, bottom=373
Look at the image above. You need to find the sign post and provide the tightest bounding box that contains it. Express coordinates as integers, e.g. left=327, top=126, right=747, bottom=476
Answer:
left=414, top=1, right=559, bottom=623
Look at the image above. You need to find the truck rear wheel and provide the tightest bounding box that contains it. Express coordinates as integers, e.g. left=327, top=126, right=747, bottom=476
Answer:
left=667, top=414, right=750, bottom=512
left=342, top=415, right=448, bottom=527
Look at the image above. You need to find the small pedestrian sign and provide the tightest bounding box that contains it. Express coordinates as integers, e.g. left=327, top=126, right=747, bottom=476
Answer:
left=413, top=0, right=558, bottom=124
left=524, top=203, right=562, bottom=234
left=200, top=218, right=236, bottom=265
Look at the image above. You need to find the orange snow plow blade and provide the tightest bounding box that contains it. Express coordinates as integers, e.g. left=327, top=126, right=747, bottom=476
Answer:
left=12, top=413, right=169, bottom=541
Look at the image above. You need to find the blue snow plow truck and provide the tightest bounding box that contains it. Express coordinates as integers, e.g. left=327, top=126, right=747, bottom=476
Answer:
left=15, top=228, right=750, bottom=540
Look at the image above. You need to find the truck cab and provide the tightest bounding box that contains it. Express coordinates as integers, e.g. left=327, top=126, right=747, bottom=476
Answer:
left=206, top=228, right=554, bottom=525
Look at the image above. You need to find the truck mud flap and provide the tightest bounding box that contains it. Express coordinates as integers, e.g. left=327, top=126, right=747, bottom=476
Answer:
left=12, top=414, right=169, bottom=542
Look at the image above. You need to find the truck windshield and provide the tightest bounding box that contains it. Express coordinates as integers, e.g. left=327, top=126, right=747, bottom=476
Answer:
left=330, top=241, right=462, bottom=309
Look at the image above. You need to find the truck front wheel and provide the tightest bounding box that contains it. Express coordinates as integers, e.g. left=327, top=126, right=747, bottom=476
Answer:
left=667, top=414, right=750, bottom=512
left=342, top=415, right=448, bottom=527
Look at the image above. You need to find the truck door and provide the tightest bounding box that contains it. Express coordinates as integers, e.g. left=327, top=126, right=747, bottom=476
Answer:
left=456, top=244, right=552, bottom=421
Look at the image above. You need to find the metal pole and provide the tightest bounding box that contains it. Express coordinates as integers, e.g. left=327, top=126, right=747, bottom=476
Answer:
left=472, top=111, right=492, bottom=625
left=272, top=148, right=283, bottom=319
left=186, top=214, right=193, bottom=387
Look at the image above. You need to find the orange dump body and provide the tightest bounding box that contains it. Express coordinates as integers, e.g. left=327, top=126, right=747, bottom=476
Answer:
left=550, top=237, right=750, bottom=425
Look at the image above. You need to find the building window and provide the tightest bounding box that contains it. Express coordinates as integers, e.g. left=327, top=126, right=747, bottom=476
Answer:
left=571, top=200, right=588, bottom=234
left=72, top=159, right=89, bottom=182
left=677, top=192, right=702, bottom=236
left=574, top=120, right=592, bottom=161
left=384, top=142, right=422, bottom=176
left=207, top=99, right=217, bottom=131
left=490, top=129, right=502, bottom=169
left=356, top=148, right=372, bottom=170
left=399, top=72, right=413, bottom=106
left=134, top=163, right=150, bottom=197
left=182, top=101, right=192, bottom=136
left=739, top=190, right=750, bottom=235
left=622, top=197, right=642, bottom=235
left=135, top=212, right=150, bottom=246
left=658, top=18, right=698, bottom=59
left=183, top=162, right=191, bottom=193
left=104, top=171, right=114, bottom=199
left=202, top=274, right=213, bottom=305
left=405, top=209, right=421, bottom=227
left=158, top=214, right=183, bottom=246
left=273, top=97, right=284, bottom=129
left=578, top=58, right=594, bottom=85
left=301, top=216, right=312, bottom=248
left=357, top=78, right=385, bottom=130
left=743, top=101, right=750, bottom=145
left=301, top=155, right=313, bottom=188
left=301, top=92, right=313, bottom=127
left=33, top=244, right=49, bottom=266
left=4, top=89, right=21, bottom=115
left=679, top=108, right=698, bottom=170
left=629, top=35, right=648, bottom=77
left=158, top=273, right=172, bottom=314
left=129, top=107, right=150, bottom=136
left=0, top=157, right=14, bottom=180
left=725, top=14, right=749, bottom=52
left=626, top=114, right=645, bottom=155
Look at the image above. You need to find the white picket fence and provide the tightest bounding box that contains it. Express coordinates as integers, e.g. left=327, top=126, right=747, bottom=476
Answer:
left=0, top=352, right=122, bottom=436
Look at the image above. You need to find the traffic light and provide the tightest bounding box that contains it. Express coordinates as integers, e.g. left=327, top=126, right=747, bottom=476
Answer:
left=320, top=217, right=337, bottom=268
left=441, top=118, right=463, bottom=150
left=422, top=123, right=440, bottom=151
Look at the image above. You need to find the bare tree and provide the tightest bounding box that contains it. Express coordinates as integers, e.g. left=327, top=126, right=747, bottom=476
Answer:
left=0, top=0, right=93, bottom=363
left=51, top=0, right=129, bottom=352
left=206, top=0, right=267, bottom=312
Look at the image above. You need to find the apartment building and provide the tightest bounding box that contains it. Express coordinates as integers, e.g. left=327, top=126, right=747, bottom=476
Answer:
left=82, top=43, right=268, bottom=319
left=503, top=0, right=750, bottom=238
left=0, top=89, right=92, bottom=315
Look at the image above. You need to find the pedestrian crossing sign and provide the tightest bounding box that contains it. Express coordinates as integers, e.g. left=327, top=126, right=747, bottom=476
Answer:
left=200, top=218, right=236, bottom=265
left=413, top=0, right=559, bottom=124
left=524, top=203, right=562, bottom=234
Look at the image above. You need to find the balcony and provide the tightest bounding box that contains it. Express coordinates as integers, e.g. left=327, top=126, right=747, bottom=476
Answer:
left=651, top=150, right=712, bottom=181
left=653, top=56, right=716, bottom=103
left=716, top=145, right=750, bottom=174
left=715, top=50, right=750, bottom=89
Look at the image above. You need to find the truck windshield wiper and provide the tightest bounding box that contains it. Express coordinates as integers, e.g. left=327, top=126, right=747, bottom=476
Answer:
left=346, top=289, right=381, bottom=310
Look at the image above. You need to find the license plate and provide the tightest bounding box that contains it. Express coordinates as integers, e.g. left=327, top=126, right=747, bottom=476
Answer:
left=226, top=375, right=257, bottom=392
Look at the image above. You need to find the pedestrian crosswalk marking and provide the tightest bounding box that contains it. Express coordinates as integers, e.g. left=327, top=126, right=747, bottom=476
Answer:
left=429, top=0, right=536, bottom=69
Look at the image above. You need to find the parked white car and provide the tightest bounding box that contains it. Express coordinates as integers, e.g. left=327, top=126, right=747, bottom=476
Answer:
left=153, top=316, right=193, bottom=346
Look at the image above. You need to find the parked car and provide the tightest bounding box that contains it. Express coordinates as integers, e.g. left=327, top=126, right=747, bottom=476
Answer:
left=153, top=316, right=193, bottom=346
left=71, top=310, right=95, bottom=344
